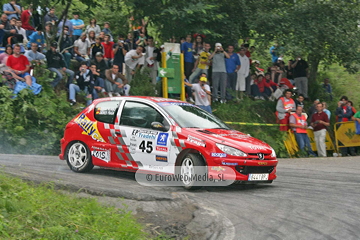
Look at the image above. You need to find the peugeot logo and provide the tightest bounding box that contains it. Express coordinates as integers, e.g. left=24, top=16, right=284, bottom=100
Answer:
left=258, top=153, right=264, bottom=160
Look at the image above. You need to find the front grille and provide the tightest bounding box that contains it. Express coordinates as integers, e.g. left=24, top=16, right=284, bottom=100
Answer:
left=235, top=166, right=274, bottom=175
left=246, top=153, right=271, bottom=160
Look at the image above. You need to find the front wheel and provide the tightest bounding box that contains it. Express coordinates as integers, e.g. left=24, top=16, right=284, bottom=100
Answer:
left=180, top=153, right=206, bottom=190
left=66, top=141, right=94, bottom=173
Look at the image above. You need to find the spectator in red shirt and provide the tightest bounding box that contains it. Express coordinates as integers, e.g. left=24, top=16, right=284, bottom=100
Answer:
left=20, top=4, right=35, bottom=38
left=251, top=74, right=266, bottom=100
left=263, top=72, right=278, bottom=98
left=6, top=44, right=32, bottom=86
left=101, top=34, right=114, bottom=67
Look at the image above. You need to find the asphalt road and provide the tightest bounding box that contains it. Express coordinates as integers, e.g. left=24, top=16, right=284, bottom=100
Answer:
left=1, top=154, right=359, bottom=239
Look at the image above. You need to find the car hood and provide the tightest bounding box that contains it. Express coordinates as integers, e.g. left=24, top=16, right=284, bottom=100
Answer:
left=191, top=128, right=273, bottom=154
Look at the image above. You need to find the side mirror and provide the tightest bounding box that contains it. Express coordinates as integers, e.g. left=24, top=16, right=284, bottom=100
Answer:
left=151, top=122, right=167, bottom=131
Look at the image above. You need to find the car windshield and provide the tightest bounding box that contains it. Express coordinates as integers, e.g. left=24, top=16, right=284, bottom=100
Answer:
left=158, top=102, right=230, bottom=129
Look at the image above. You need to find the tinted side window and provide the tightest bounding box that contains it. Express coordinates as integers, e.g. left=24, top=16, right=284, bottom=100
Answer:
left=94, top=101, right=120, bottom=124
left=120, top=101, right=167, bottom=129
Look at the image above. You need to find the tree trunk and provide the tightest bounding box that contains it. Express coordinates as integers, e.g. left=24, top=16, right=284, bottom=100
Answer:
left=307, top=53, right=320, bottom=100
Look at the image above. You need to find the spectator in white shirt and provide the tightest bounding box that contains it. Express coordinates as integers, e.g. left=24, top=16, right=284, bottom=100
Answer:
left=15, top=19, right=28, bottom=44
left=124, top=45, right=145, bottom=82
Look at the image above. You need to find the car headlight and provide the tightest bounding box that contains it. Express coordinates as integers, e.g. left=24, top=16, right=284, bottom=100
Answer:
left=271, top=148, right=276, bottom=158
left=216, top=143, right=247, bottom=157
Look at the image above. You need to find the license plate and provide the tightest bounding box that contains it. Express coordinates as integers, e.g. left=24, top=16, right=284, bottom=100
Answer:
left=248, top=173, right=269, bottom=181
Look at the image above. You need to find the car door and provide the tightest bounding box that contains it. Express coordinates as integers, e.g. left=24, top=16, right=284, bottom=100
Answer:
left=117, top=100, right=172, bottom=170
left=92, top=100, right=124, bottom=168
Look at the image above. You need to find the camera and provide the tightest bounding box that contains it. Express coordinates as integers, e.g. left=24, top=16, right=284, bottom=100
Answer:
left=298, top=58, right=301, bottom=60
left=339, top=101, right=344, bottom=104
left=120, top=40, right=124, bottom=43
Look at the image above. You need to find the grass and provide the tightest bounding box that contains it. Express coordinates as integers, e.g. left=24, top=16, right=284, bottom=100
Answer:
left=0, top=172, right=147, bottom=240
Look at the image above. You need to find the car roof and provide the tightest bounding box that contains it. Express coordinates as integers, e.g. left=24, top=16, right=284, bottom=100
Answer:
left=91, top=96, right=187, bottom=105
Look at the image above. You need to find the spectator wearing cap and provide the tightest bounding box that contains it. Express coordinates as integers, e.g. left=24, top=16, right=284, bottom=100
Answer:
left=124, top=45, right=145, bottom=82
left=46, top=42, right=74, bottom=88
left=113, top=34, right=129, bottom=74
left=6, top=44, right=32, bottom=86
left=25, top=42, right=45, bottom=62
left=3, top=0, right=21, bottom=20
left=184, top=75, right=212, bottom=114
left=181, top=34, right=194, bottom=79
left=90, top=36, right=104, bottom=59
left=70, top=12, right=84, bottom=41
left=27, top=25, right=45, bottom=51
left=74, top=33, right=90, bottom=64
left=20, top=4, right=35, bottom=38
left=209, top=43, right=230, bottom=103
left=91, top=52, right=108, bottom=79
left=101, top=34, right=114, bottom=67
left=44, top=7, right=58, bottom=26
left=104, top=64, right=130, bottom=97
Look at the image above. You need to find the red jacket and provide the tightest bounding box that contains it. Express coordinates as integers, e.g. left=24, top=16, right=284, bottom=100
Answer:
left=101, top=41, right=114, bottom=59
left=255, top=79, right=266, bottom=92
left=21, top=10, right=35, bottom=31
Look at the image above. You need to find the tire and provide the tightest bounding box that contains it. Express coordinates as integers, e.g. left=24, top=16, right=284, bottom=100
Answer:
left=180, top=153, right=206, bottom=190
left=66, top=141, right=94, bottom=173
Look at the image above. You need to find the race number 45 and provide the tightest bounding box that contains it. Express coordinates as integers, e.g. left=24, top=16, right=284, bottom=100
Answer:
left=139, top=140, right=153, bottom=153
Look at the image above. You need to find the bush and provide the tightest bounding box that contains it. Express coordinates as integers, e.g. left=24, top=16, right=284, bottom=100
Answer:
left=0, top=66, right=80, bottom=155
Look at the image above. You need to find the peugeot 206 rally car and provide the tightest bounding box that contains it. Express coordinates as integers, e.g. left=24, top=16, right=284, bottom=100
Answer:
left=59, top=97, right=278, bottom=189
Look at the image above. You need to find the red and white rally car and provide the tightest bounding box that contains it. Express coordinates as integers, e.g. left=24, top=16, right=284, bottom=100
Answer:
left=59, top=96, right=277, bottom=189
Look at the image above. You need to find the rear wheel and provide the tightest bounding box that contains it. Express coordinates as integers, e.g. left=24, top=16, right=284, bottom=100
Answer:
left=180, top=153, right=206, bottom=190
left=66, top=141, right=94, bottom=173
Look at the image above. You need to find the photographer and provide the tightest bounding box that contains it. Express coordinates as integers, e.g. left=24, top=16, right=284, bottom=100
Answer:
left=184, top=75, right=212, bottom=114
left=113, top=34, right=129, bottom=74
left=69, top=62, right=95, bottom=106
left=310, top=103, right=330, bottom=157
left=209, top=43, right=229, bottom=103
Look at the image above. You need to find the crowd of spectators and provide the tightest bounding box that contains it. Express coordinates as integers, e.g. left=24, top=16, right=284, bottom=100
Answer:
left=0, top=1, right=357, bottom=153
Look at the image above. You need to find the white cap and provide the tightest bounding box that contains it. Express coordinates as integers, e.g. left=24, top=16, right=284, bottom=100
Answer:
left=278, top=57, right=283, bottom=61
left=160, top=45, right=165, bottom=48
left=215, top=43, right=222, bottom=47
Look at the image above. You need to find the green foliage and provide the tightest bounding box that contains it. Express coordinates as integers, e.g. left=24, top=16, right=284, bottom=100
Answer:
left=0, top=172, right=145, bottom=239
left=0, top=65, right=80, bottom=155
left=129, top=68, right=157, bottom=97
